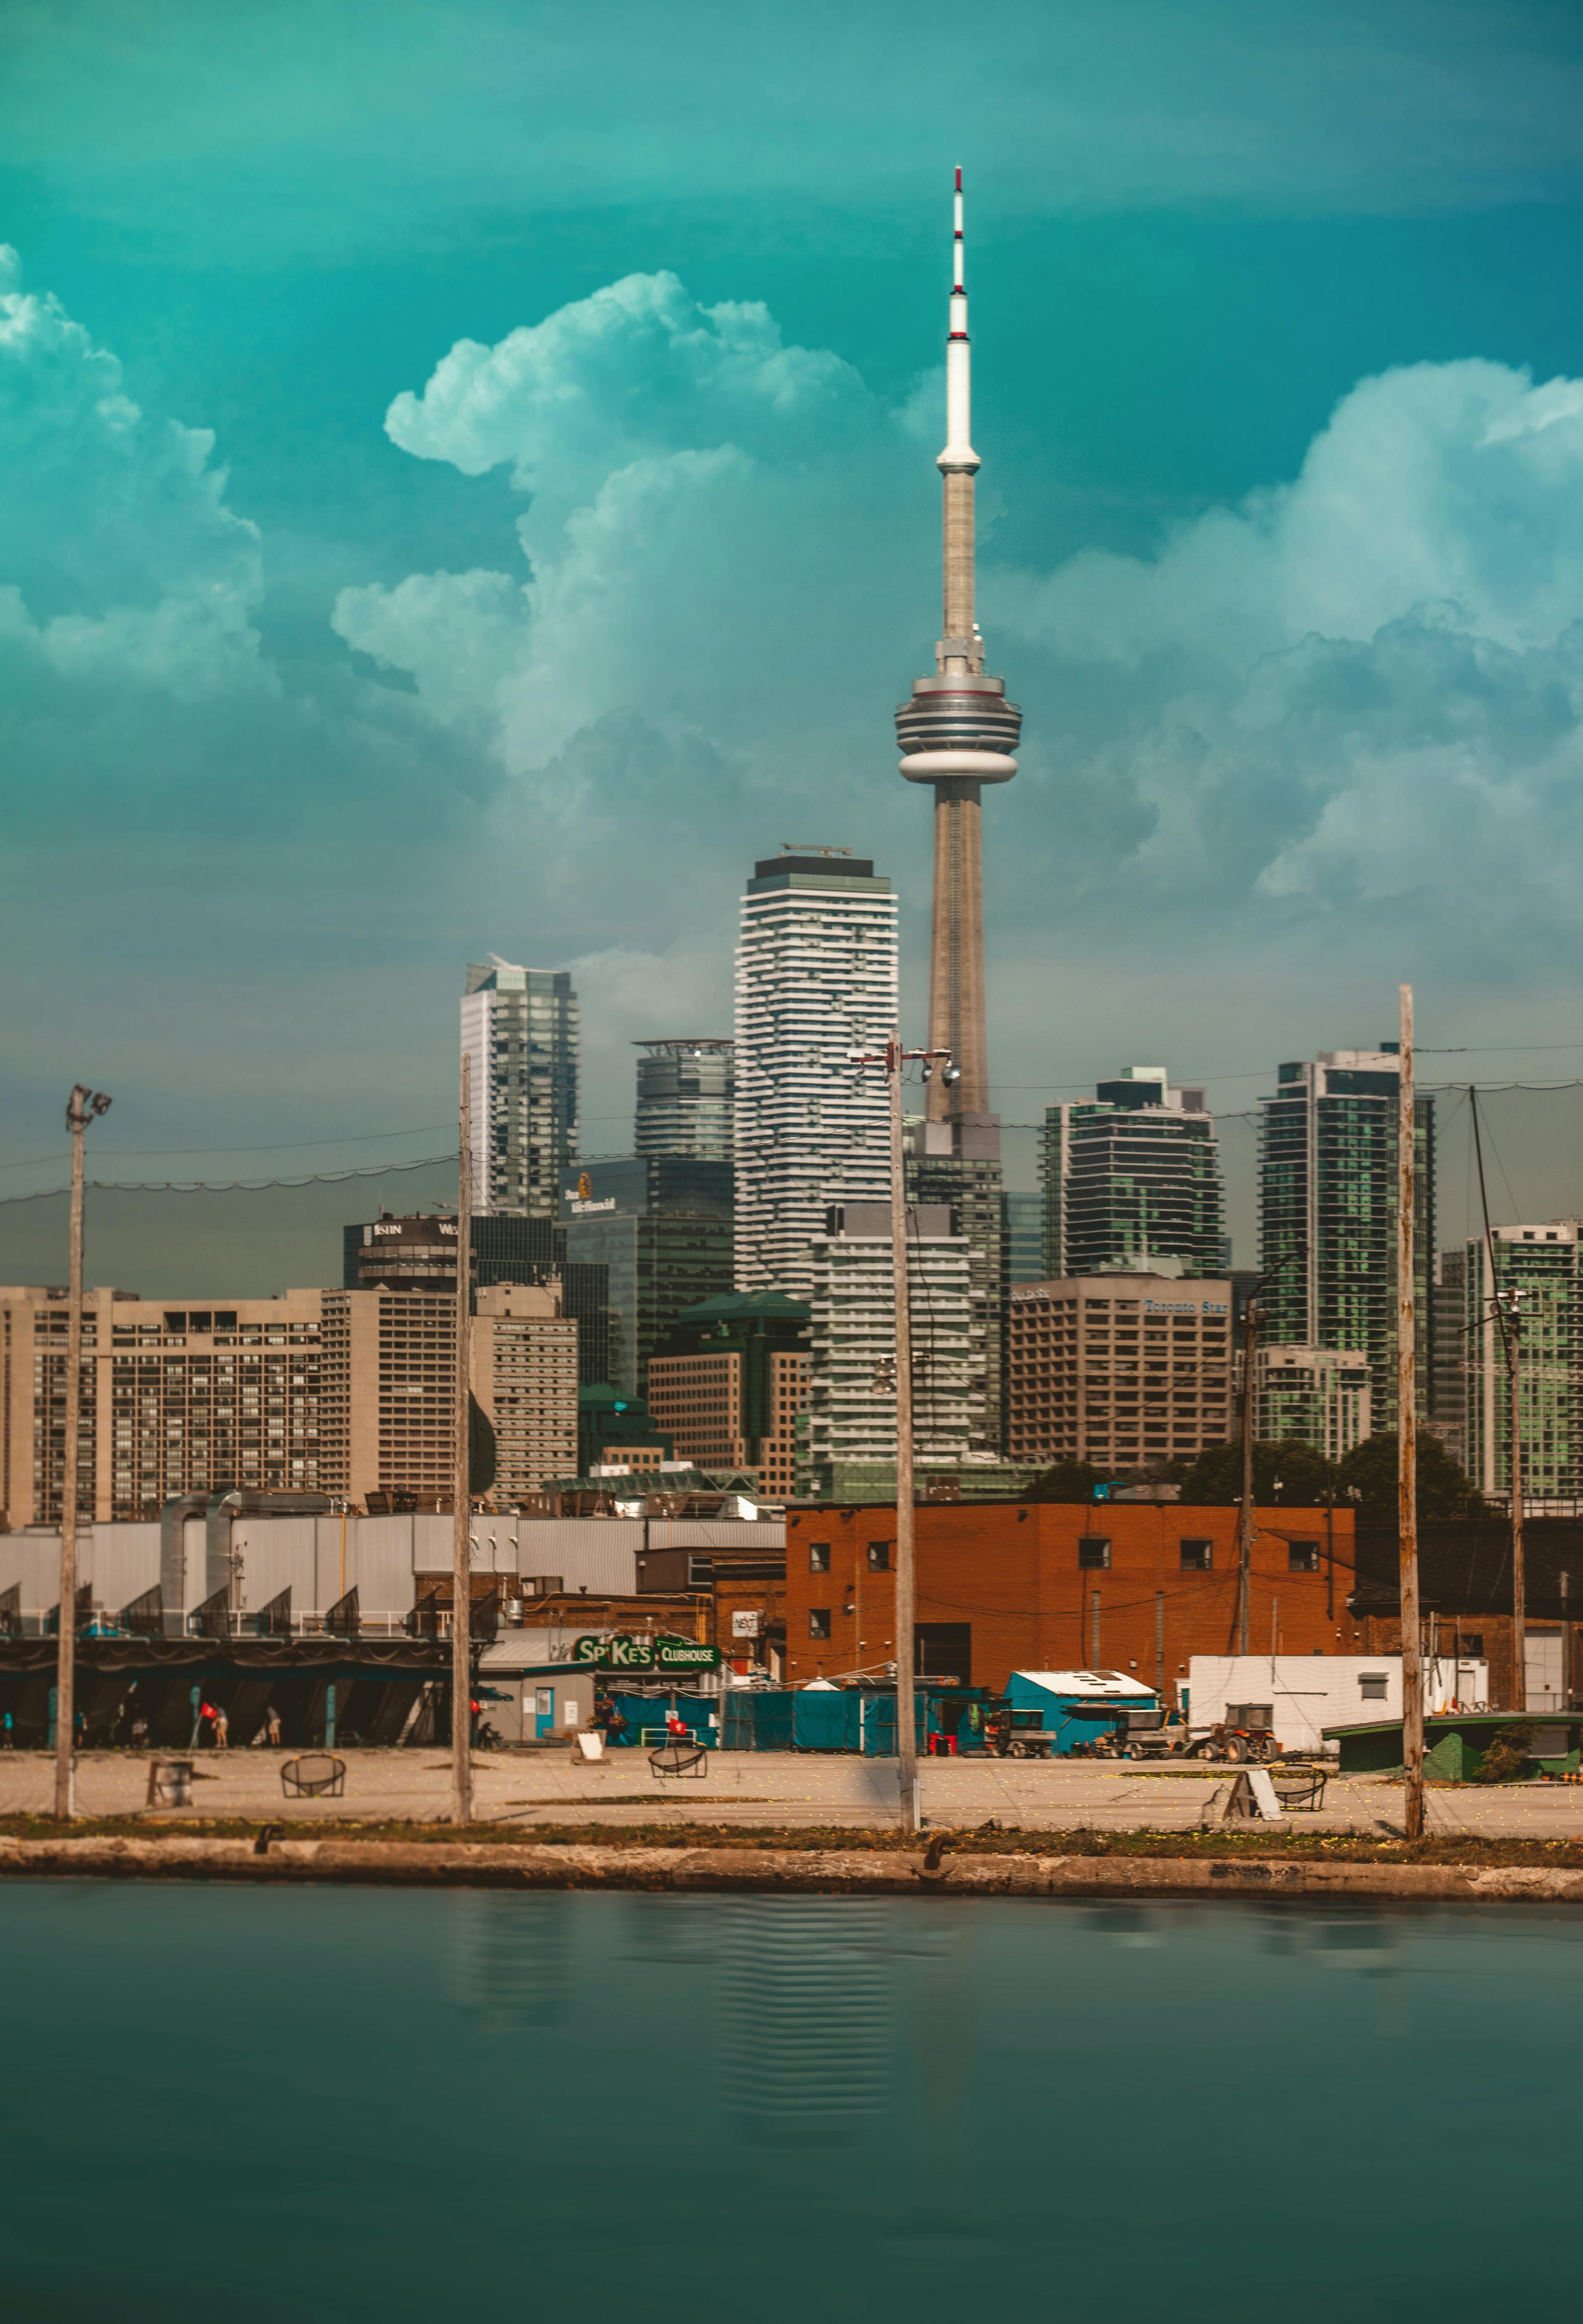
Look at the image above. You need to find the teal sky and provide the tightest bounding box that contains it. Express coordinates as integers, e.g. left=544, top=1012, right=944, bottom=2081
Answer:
left=6, top=0, right=1583, bottom=1273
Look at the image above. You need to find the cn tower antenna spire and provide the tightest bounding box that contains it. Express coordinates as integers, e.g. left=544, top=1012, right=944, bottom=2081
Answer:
left=894, top=166, right=1021, bottom=1124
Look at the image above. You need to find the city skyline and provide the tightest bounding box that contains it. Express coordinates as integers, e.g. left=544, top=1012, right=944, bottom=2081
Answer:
left=5, top=1, right=1583, bottom=1233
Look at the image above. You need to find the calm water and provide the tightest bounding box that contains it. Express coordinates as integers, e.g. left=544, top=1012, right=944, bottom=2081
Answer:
left=2, top=1884, right=1579, bottom=2319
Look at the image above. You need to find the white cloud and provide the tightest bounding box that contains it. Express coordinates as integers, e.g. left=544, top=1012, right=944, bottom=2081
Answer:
left=0, top=245, right=267, bottom=701
left=335, top=271, right=920, bottom=776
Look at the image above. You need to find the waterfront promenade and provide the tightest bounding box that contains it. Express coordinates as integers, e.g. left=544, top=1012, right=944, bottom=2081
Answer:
left=2, top=1749, right=1583, bottom=1839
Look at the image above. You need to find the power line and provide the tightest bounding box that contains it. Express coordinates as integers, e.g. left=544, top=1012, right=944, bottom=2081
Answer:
left=0, top=1151, right=458, bottom=1202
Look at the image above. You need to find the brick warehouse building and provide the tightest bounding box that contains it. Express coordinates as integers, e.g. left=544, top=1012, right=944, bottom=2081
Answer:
left=782, top=1501, right=1358, bottom=1699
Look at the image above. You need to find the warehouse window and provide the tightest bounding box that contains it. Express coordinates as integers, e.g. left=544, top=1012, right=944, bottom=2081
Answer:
left=809, top=1608, right=831, bottom=1639
left=809, top=1542, right=831, bottom=1573
left=1288, top=1541, right=1320, bottom=1572
left=866, top=1541, right=891, bottom=1571
left=1078, top=1536, right=1111, bottom=1571
left=1180, top=1539, right=1213, bottom=1571
left=1359, top=1672, right=1388, bottom=1701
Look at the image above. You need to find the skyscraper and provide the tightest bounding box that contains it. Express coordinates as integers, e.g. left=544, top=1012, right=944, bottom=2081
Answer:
left=894, top=173, right=1020, bottom=1450
left=634, top=1038, right=735, bottom=1159
left=561, top=1154, right=734, bottom=1400
left=461, top=956, right=578, bottom=1218
left=1258, top=1045, right=1435, bottom=1434
left=1040, top=1067, right=1226, bottom=1281
left=733, top=849, right=898, bottom=1298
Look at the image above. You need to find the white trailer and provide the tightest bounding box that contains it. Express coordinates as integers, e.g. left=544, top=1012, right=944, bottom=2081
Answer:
left=1185, top=1653, right=1489, bottom=1755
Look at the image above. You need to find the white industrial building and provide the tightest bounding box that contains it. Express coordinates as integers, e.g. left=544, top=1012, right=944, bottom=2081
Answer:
left=1186, top=1653, right=1489, bottom=1754
left=0, top=1509, right=781, bottom=1636
left=733, top=849, right=898, bottom=1299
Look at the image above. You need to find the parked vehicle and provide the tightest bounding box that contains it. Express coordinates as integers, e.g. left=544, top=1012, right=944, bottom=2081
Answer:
left=1185, top=1720, right=1279, bottom=1763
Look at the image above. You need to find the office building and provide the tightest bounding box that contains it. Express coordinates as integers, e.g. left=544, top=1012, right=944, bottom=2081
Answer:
left=461, top=956, right=579, bottom=1218
left=471, top=1284, right=579, bottom=1503
left=576, top=1384, right=674, bottom=1476
left=733, top=849, right=897, bottom=1299
left=801, top=1202, right=981, bottom=1502
left=343, top=1209, right=611, bottom=1387
left=1002, top=1191, right=1044, bottom=1285
left=634, top=1039, right=734, bottom=1159
left=561, top=1156, right=733, bottom=1400
left=1, top=1286, right=324, bottom=1526
left=320, top=1289, right=455, bottom=1507
left=1458, top=1222, right=1583, bottom=1512
left=1040, top=1067, right=1225, bottom=1281
left=1258, top=1045, right=1435, bottom=1434
left=1006, top=1274, right=1233, bottom=1472
left=1251, top=1346, right=1372, bottom=1462
left=647, top=1291, right=811, bottom=1499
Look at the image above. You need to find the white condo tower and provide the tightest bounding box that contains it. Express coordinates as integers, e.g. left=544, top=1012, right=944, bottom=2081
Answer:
left=733, top=848, right=899, bottom=1297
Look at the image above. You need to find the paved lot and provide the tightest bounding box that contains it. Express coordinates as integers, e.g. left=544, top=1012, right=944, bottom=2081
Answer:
left=5, top=1749, right=1583, bottom=1839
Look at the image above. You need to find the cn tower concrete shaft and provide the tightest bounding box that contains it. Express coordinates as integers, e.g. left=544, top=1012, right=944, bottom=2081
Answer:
left=927, top=779, right=988, bottom=1118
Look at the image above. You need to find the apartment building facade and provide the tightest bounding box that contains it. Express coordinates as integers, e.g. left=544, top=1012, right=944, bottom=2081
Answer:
left=646, top=1291, right=810, bottom=1500
left=1, top=1286, right=324, bottom=1526
left=1006, top=1273, right=1233, bottom=1472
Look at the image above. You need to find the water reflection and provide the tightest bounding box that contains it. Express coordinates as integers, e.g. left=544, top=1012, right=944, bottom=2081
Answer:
left=716, top=1898, right=894, bottom=2148
left=449, top=1892, right=570, bottom=2032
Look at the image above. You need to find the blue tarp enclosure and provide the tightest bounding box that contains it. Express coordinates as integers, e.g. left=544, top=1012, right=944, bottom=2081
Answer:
left=721, top=1687, right=983, bottom=1754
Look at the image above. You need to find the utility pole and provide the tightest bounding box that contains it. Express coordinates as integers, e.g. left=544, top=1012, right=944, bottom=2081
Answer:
left=1237, top=1294, right=1259, bottom=1655
left=451, top=1054, right=474, bottom=1829
left=1397, top=983, right=1424, bottom=1842
left=1471, top=1085, right=1525, bottom=1714
left=1562, top=1571, right=1571, bottom=1709
left=1507, top=1288, right=1526, bottom=1713
left=56, top=1083, right=110, bottom=1821
left=851, top=1033, right=955, bottom=1834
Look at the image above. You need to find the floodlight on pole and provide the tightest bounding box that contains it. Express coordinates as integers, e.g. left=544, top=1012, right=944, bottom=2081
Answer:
left=56, top=1083, right=111, bottom=1820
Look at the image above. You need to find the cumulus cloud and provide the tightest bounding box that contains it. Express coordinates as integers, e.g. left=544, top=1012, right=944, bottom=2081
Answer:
left=0, top=245, right=267, bottom=700
left=334, top=271, right=923, bottom=775
left=992, top=357, right=1583, bottom=967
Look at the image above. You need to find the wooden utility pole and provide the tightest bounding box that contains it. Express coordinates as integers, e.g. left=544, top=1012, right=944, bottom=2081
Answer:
left=1509, top=1292, right=1526, bottom=1712
left=451, top=1055, right=474, bottom=1829
left=56, top=1084, right=109, bottom=1821
left=1237, top=1295, right=1259, bottom=1655
left=888, top=1035, right=919, bottom=1834
left=1562, top=1571, right=1571, bottom=1710
left=1397, top=983, right=1424, bottom=1842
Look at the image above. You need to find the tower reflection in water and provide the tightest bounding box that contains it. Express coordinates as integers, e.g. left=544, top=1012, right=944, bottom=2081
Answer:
left=715, top=1897, right=971, bottom=2161
left=448, top=1892, right=570, bottom=2034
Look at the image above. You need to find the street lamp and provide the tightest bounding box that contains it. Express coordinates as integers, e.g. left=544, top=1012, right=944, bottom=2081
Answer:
left=848, top=1034, right=954, bottom=1835
left=56, top=1084, right=111, bottom=1819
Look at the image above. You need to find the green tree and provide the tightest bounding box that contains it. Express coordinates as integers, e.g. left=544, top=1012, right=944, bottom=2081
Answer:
left=1336, top=1431, right=1487, bottom=1521
left=1177, top=1438, right=1338, bottom=1507
left=1027, top=1459, right=1107, bottom=1502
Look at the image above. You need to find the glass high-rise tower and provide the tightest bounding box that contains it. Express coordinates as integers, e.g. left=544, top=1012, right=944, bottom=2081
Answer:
left=1257, top=1045, right=1435, bottom=1434
left=461, top=957, right=579, bottom=1220
left=634, top=1038, right=734, bottom=1160
left=1040, top=1067, right=1226, bottom=1282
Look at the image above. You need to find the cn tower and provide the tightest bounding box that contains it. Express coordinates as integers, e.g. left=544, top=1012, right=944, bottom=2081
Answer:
left=895, top=168, right=1021, bottom=1130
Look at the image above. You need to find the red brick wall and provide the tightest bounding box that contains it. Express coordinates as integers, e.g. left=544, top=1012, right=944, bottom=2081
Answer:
left=783, top=1501, right=1359, bottom=1699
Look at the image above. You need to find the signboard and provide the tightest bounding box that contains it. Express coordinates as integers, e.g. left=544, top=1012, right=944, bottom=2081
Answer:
left=570, top=1632, right=721, bottom=1673
left=732, top=1610, right=764, bottom=1639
